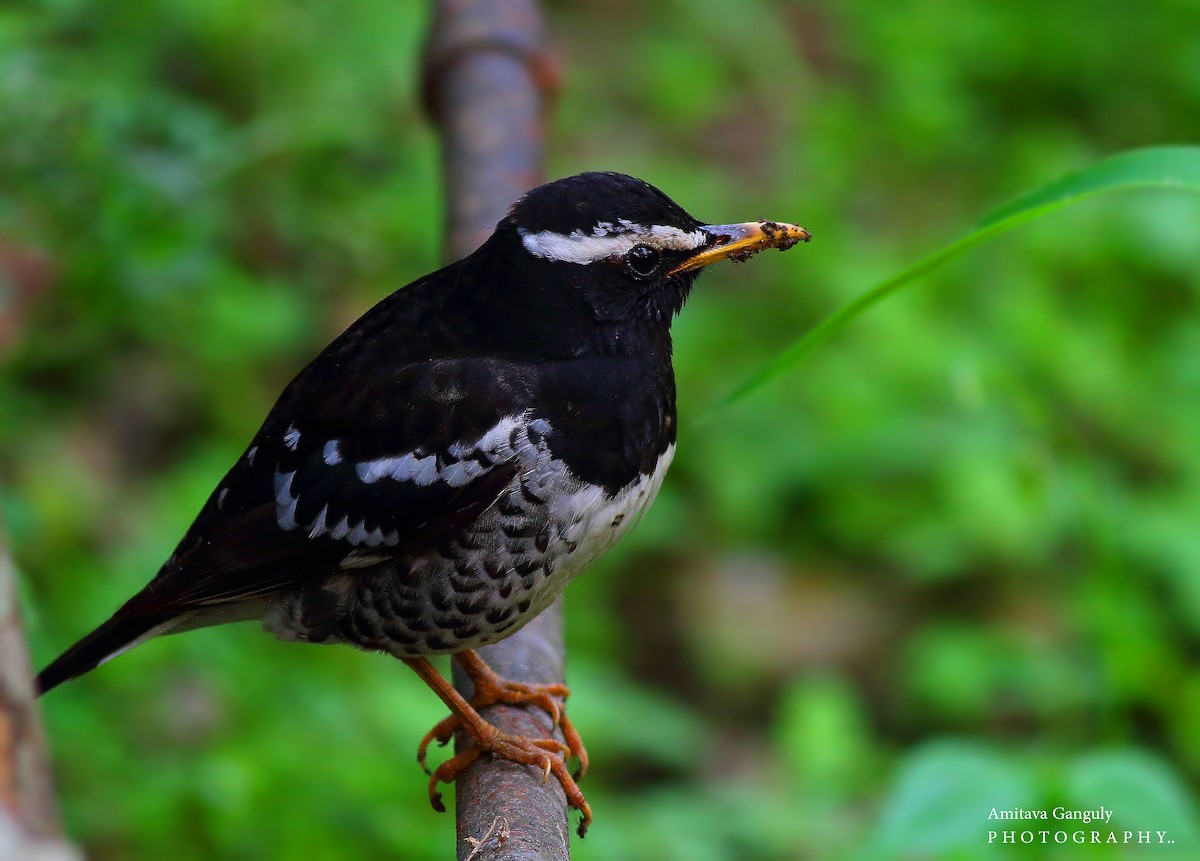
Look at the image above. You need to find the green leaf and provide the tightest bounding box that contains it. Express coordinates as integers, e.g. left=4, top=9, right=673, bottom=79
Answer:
left=1064, top=749, right=1199, bottom=845
left=868, top=740, right=1037, bottom=857
left=712, top=146, right=1200, bottom=414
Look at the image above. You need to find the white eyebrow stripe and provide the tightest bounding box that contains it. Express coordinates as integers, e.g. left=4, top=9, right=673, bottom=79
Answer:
left=520, top=224, right=707, bottom=265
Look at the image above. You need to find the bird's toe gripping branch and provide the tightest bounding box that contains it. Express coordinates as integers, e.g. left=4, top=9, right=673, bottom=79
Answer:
left=405, top=650, right=592, bottom=836
left=425, top=729, right=592, bottom=837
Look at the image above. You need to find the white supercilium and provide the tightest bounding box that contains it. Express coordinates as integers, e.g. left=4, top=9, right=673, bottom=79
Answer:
left=520, top=220, right=706, bottom=265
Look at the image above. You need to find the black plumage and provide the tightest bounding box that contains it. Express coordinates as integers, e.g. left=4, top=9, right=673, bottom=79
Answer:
left=37, top=171, right=809, bottom=832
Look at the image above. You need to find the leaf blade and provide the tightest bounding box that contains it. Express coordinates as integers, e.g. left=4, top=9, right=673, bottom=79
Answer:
left=711, top=146, right=1200, bottom=415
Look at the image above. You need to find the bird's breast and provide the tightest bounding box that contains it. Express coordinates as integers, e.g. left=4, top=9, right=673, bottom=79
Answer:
left=464, top=412, right=674, bottom=589
left=264, top=411, right=675, bottom=656
left=538, top=442, right=675, bottom=576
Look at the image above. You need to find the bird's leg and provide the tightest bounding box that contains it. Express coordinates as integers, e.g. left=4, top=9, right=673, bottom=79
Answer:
left=415, top=649, right=588, bottom=779
left=459, top=648, right=570, bottom=724
left=403, top=656, right=593, bottom=837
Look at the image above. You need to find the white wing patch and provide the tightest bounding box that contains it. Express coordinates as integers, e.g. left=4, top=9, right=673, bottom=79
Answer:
left=271, top=413, right=673, bottom=563
left=274, top=471, right=299, bottom=530
left=356, top=416, right=525, bottom=490
left=520, top=222, right=707, bottom=265
left=356, top=451, right=440, bottom=486
left=277, top=415, right=535, bottom=547
left=307, top=504, right=329, bottom=539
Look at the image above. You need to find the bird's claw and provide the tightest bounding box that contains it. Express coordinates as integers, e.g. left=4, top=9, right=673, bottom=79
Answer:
left=423, top=726, right=592, bottom=837
left=416, top=714, right=459, bottom=774
left=415, top=652, right=592, bottom=835
left=415, top=655, right=586, bottom=779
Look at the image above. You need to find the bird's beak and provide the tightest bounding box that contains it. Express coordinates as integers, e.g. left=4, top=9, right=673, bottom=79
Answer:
left=668, top=221, right=811, bottom=277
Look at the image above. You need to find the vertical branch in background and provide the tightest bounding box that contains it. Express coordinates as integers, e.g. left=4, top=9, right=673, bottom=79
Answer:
left=0, top=251, right=76, bottom=858
left=421, top=2, right=569, bottom=860
left=0, top=527, right=77, bottom=860
left=423, top=0, right=557, bottom=263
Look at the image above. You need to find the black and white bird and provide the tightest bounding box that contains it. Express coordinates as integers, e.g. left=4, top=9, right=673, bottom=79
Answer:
left=37, top=171, right=809, bottom=834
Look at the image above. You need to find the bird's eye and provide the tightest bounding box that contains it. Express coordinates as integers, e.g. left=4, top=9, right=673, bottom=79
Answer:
left=624, top=244, right=661, bottom=278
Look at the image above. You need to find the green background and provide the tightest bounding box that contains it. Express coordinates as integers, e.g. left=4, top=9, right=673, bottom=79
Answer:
left=3, top=1, right=1199, bottom=858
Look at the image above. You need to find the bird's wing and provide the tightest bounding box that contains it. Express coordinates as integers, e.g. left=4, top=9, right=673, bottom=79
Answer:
left=121, top=356, right=538, bottom=614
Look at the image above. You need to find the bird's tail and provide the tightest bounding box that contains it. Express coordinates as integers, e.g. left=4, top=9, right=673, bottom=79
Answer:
left=36, top=614, right=170, bottom=696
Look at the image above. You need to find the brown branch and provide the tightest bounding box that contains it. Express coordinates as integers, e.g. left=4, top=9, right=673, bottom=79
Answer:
left=451, top=602, right=572, bottom=860
left=421, top=2, right=572, bottom=859
left=422, top=0, right=557, bottom=263
left=0, top=515, right=79, bottom=860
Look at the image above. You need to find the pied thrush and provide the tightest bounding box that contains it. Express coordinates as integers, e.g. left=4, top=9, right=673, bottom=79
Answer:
left=37, top=171, right=810, bottom=835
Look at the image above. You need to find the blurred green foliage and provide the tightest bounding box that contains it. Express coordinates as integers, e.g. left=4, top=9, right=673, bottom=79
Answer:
left=722, top=147, right=1200, bottom=410
left=3, top=0, right=1200, bottom=859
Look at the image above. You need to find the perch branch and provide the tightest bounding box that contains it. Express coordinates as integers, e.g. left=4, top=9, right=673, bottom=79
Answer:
left=421, top=2, right=571, bottom=860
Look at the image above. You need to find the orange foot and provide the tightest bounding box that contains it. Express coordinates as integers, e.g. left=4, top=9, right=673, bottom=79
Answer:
left=403, top=650, right=592, bottom=837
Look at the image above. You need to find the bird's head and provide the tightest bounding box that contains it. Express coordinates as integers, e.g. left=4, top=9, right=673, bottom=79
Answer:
left=491, top=172, right=810, bottom=332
